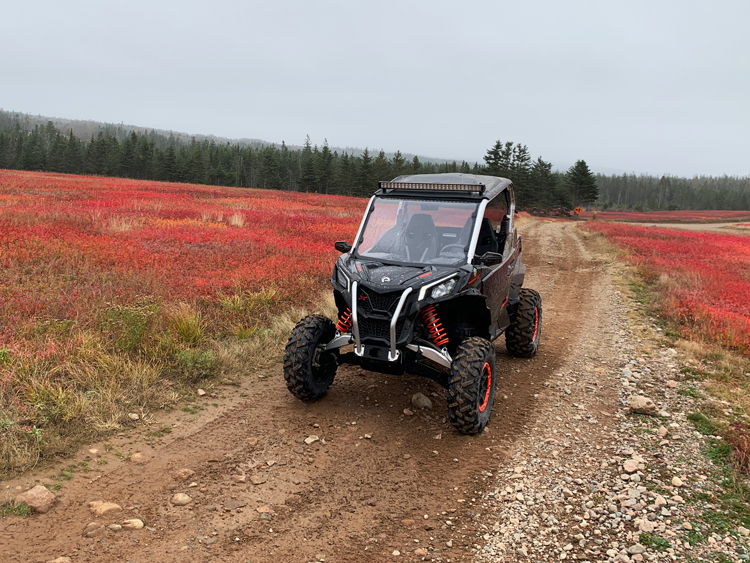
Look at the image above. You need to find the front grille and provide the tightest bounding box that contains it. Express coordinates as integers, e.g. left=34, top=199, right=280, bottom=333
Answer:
left=359, top=288, right=401, bottom=315
left=359, top=317, right=405, bottom=342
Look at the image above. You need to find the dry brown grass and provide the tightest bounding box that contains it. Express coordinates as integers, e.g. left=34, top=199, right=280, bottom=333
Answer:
left=217, top=293, right=337, bottom=382
left=0, top=292, right=339, bottom=477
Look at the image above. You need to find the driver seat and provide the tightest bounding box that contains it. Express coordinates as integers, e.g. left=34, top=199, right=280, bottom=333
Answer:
left=404, top=213, right=438, bottom=262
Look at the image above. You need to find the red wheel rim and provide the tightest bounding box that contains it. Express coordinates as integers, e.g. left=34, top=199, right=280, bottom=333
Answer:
left=478, top=362, right=492, bottom=412
left=532, top=307, right=539, bottom=341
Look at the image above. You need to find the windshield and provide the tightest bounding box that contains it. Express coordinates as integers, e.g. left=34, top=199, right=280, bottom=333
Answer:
left=355, top=197, right=478, bottom=265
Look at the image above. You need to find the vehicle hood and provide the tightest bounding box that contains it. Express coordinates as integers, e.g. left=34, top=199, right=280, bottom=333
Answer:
left=339, top=256, right=466, bottom=291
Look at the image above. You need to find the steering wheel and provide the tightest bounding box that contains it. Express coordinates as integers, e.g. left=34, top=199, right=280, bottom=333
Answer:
left=439, top=244, right=466, bottom=256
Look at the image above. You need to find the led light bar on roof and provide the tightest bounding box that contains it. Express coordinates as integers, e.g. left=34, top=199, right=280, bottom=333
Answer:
left=378, top=182, right=485, bottom=193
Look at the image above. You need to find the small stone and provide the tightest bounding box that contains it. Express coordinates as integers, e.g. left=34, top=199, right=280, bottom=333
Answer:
left=188, top=481, right=198, bottom=487
left=628, top=544, right=647, bottom=554
left=623, top=460, right=639, bottom=473
left=446, top=540, right=453, bottom=548
left=250, top=475, right=267, bottom=485
left=46, top=558, right=72, bottom=563
left=122, top=519, right=144, bottom=529
left=247, top=437, right=259, bottom=447
left=197, top=388, right=206, bottom=396
left=128, top=413, right=139, bottom=420
left=630, top=396, right=658, bottom=416
left=415, top=547, right=428, bottom=557
left=666, top=380, right=677, bottom=388
left=654, top=494, right=667, bottom=507
left=109, top=524, right=122, bottom=531
left=657, top=427, right=668, bottom=438
left=130, top=452, right=147, bottom=464
left=88, top=500, right=122, bottom=516
left=256, top=505, right=272, bottom=514
left=738, top=526, right=750, bottom=537
left=15, top=485, right=56, bottom=514
left=392, top=550, right=401, bottom=556
left=364, top=434, right=372, bottom=439
left=173, top=468, right=195, bottom=480
left=683, top=522, right=692, bottom=530
left=232, top=475, right=247, bottom=483
left=671, top=476, right=683, bottom=487
left=304, top=435, right=320, bottom=445
left=171, top=493, right=193, bottom=506
left=224, top=499, right=246, bottom=510
left=411, top=393, right=433, bottom=410
left=83, top=522, right=106, bottom=537
left=403, top=408, right=414, bottom=416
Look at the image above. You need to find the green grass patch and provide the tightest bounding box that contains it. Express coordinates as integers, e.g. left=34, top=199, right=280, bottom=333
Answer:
left=1, top=502, right=30, bottom=518
left=678, top=386, right=702, bottom=399
left=688, top=412, right=718, bottom=435
left=638, top=532, right=670, bottom=551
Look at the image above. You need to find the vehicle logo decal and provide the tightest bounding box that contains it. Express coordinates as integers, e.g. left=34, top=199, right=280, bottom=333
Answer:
left=381, top=277, right=390, bottom=283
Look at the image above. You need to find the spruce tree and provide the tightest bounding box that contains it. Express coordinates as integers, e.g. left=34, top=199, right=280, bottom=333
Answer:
left=565, top=160, right=598, bottom=206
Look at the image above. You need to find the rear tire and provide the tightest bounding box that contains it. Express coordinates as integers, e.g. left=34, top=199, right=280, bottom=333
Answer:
left=505, top=288, right=542, bottom=358
left=446, top=337, right=497, bottom=435
left=283, top=315, right=338, bottom=401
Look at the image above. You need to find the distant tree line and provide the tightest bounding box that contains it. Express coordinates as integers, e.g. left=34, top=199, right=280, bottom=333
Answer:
left=0, top=113, right=482, bottom=197
left=0, top=110, right=747, bottom=210
left=595, top=173, right=750, bottom=211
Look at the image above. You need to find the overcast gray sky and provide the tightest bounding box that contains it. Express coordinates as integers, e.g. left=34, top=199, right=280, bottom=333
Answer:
left=2, top=0, right=748, bottom=177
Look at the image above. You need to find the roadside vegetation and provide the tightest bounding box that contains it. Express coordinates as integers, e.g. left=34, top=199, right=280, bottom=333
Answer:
left=582, top=220, right=750, bottom=541
left=0, top=170, right=355, bottom=476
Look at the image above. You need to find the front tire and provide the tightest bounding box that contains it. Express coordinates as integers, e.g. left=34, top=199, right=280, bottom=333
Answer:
left=505, top=288, right=542, bottom=358
left=283, top=315, right=338, bottom=401
left=446, top=337, right=497, bottom=435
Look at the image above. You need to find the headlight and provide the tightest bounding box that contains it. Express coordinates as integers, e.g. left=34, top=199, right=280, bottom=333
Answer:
left=431, top=279, right=456, bottom=299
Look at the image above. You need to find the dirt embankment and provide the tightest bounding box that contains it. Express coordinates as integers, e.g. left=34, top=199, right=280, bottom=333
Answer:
left=1, top=221, right=612, bottom=563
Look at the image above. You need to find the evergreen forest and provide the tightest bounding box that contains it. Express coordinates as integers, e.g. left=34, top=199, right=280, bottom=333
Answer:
left=1, top=110, right=748, bottom=210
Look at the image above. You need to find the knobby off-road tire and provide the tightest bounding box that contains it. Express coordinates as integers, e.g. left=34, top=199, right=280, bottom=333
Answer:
left=283, top=315, right=338, bottom=401
left=505, top=288, right=542, bottom=358
left=446, top=337, right=497, bottom=435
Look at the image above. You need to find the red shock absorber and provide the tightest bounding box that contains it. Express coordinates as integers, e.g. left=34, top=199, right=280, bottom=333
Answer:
left=336, top=308, right=353, bottom=333
left=421, top=304, right=449, bottom=347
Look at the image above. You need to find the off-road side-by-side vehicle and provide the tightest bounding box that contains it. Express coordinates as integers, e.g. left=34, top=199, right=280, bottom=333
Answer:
left=283, top=173, right=542, bottom=434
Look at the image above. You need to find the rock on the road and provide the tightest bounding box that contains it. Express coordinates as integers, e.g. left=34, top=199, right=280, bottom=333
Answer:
left=173, top=468, right=195, bottom=480
left=88, top=500, right=122, bottom=516
left=15, top=485, right=56, bottom=514
left=171, top=493, right=193, bottom=506
left=411, top=392, right=433, bottom=410
left=629, top=395, right=658, bottom=415
left=122, top=519, right=144, bottom=529
left=46, top=558, right=71, bottom=563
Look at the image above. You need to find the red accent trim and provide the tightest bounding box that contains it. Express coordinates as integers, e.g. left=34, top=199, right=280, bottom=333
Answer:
left=478, top=362, right=491, bottom=412
left=419, top=272, right=432, bottom=278
left=421, top=304, right=449, bottom=347
left=501, top=296, right=508, bottom=308
left=533, top=307, right=539, bottom=340
left=469, top=271, right=481, bottom=284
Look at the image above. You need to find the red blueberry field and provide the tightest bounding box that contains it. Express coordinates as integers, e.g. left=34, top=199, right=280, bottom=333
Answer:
left=583, top=221, right=750, bottom=354
left=0, top=170, right=364, bottom=473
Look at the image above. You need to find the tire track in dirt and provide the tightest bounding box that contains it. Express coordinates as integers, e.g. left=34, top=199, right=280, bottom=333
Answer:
left=1, top=220, right=609, bottom=563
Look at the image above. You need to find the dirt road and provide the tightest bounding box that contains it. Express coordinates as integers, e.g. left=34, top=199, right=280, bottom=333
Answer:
left=1, top=220, right=610, bottom=563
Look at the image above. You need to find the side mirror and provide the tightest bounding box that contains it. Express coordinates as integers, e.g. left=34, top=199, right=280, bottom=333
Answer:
left=335, top=241, right=352, bottom=253
left=475, top=251, right=504, bottom=266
